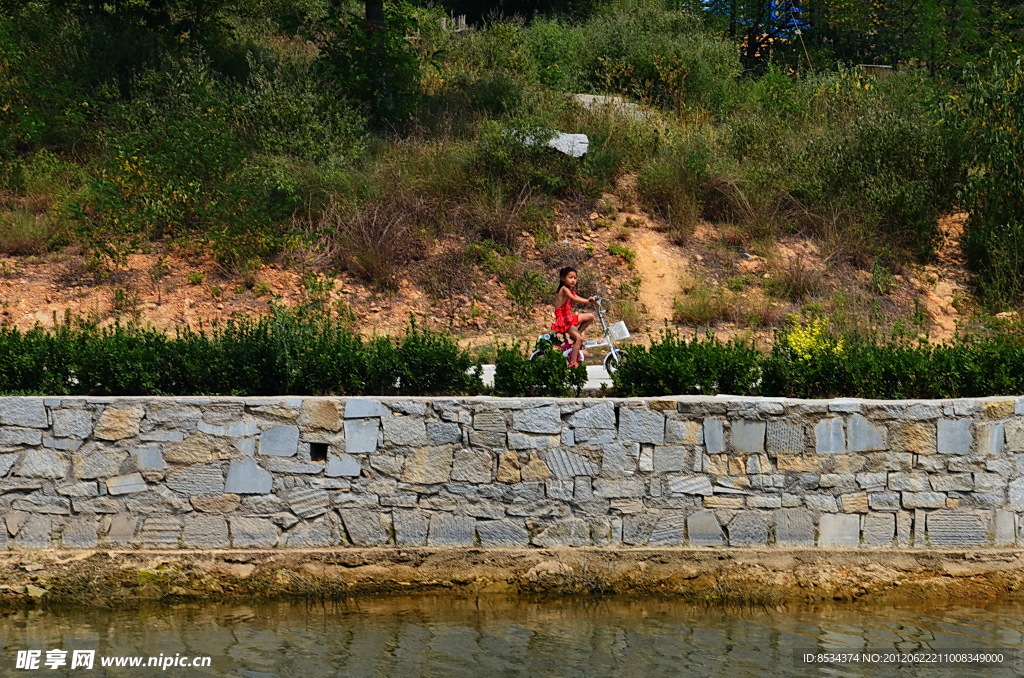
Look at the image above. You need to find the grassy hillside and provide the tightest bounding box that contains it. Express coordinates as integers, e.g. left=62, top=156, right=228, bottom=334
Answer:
left=2, top=0, right=1023, bottom=347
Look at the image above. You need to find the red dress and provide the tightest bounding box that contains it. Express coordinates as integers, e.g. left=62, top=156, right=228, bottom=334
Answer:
left=552, top=297, right=579, bottom=333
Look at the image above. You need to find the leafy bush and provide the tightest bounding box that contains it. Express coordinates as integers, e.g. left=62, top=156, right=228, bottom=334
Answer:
left=945, top=52, right=1024, bottom=307
left=493, top=342, right=586, bottom=397
left=611, top=331, right=762, bottom=397
left=0, top=310, right=482, bottom=396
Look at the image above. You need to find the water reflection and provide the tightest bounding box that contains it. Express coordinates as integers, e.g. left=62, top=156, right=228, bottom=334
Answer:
left=1, top=596, right=1022, bottom=677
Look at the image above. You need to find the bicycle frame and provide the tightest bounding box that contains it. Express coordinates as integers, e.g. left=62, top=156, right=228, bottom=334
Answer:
left=534, top=297, right=623, bottom=368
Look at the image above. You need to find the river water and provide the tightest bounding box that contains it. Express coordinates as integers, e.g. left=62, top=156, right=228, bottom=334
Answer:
left=2, top=596, right=1022, bottom=677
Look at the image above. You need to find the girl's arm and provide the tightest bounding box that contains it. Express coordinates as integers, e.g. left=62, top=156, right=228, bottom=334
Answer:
left=567, top=290, right=595, bottom=304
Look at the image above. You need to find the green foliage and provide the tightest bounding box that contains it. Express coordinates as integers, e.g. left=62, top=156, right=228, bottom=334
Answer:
left=945, top=52, right=1024, bottom=308
left=493, top=341, right=586, bottom=397
left=611, top=331, right=763, bottom=397
left=0, top=310, right=482, bottom=396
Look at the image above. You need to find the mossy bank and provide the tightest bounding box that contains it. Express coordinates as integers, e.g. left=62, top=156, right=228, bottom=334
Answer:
left=3, top=548, right=1024, bottom=610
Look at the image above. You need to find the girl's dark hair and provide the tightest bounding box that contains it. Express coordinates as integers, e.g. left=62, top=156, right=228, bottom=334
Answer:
left=556, top=266, right=577, bottom=293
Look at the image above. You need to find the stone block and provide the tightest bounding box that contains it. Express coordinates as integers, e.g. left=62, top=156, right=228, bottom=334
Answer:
left=666, top=475, right=713, bottom=496
left=0, top=452, right=16, bottom=476
left=815, top=418, right=846, bottom=454
left=401, top=445, right=453, bottom=484
left=106, top=473, right=149, bottom=495
left=593, top=478, right=644, bottom=498
left=776, top=509, right=815, bottom=546
left=622, top=514, right=657, bottom=545
left=344, top=419, right=379, bottom=454
left=507, top=432, right=557, bottom=450
left=840, top=492, right=869, bottom=513
left=819, top=474, right=858, bottom=493
left=132, top=448, right=165, bottom=472
left=618, top=408, right=665, bottom=444
left=449, top=449, right=491, bottom=483
left=165, top=433, right=235, bottom=464
left=183, top=515, right=230, bottom=548
left=977, top=423, right=1004, bottom=456
left=325, top=454, right=362, bottom=478
left=889, top=472, right=930, bottom=492
left=520, top=452, right=551, bottom=481
left=862, top=513, right=895, bottom=546
left=972, top=473, right=1005, bottom=494
left=284, top=518, right=338, bottom=547
left=568, top=402, right=615, bottom=430
left=665, top=420, right=703, bottom=445
left=748, top=495, right=782, bottom=509
left=573, top=428, right=615, bottom=444
left=512, top=406, right=561, bottom=434
left=848, top=414, right=885, bottom=452
left=14, top=515, right=52, bottom=548
left=191, top=494, right=240, bottom=514
left=819, top=513, right=859, bottom=547
left=704, top=419, right=725, bottom=454
left=258, top=425, right=300, bottom=457
left=766, top=422, right=804, bottom=455
left=926, top=510, right=987, bottom=547
left=477, top=519, right=530, bottom=547
left=392, top=511, right=428, bottom=546
left=0, top=399, right=47, bottom=428
left=907, top=403, right=942, bottom=420
left=52, top=408, right=93, bottom=439
left=731, top=420, right=766, bottom=454
left=14, top=450, right=67, bottom=479
left=869, top=492, right=900, bottom=511
left=546, top=449, right=599, bottom=479
left=652, top=446, right=689, bottom=473
left=427, top=513, right=475, bottom=546
left=983, top=399, right=1015, bottom=419
left=930, top=474, right=974, bottom=492
left=224, top=458, right=273, bottom=495
left=472, top=412, right=507, bottom=432
left=856, top=472, right=887, bottom=490
left=141, top=516, right=182, bottom=546
left=727, top=513, right=768, bottom=546
left=426, top=422, right=462, bottom=446
left=343, top=398, right=390, bottom=419
left=686, top=510, right=723, bottom=546
left=532, top=518, right=591, bottom=547
left=995, top=511, right=1016, bottom=546
left=382, top=415, right=428, bottom=447
left=262, top=457, right=323, bottom=475
left=93, top=406, right=144, bottom=441
left=0, top=427, right=42, bottom=448
left=897, top=511, right=912, bottom=547
left=469, top=431, right=506, bottom=449
left=600, top=442, right=639, bottom=477
left=902, top=492, right=947, bottom=509
left=61, top=516, right=99, bottom=548
left=286, top=488, right=330, bottom=519
left=300, top=400, right=341, bottom=431
left=496, top=452, right=521, bottom=483
left=805, top=495, right=839, bottom=512
left=165, top=463, right=224, bottom=496
left=888, top=426, right=937, bottom=456
left=1006, top=420, right=1024, bottom=452
left=937, top=419, right=972, bottom=454
left=229, top=517, right=279, bottom=548
left=704, top=496, right=744, bottom=509
left=105, top=515, right=137, bottom=544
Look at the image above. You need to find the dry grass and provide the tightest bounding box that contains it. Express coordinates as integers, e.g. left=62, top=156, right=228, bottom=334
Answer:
left=764, top=254, right=826, bottom=302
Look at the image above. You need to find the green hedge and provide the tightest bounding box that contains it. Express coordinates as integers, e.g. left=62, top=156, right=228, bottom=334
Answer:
left=4, top=316, right=1024, bottom=398
left=612, top=330, right=1024, bottom=399
left=0, top=310, right=482, bottom=397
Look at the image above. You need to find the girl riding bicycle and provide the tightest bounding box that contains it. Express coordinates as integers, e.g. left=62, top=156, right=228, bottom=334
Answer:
left=552, top=266, right=596, bottom=368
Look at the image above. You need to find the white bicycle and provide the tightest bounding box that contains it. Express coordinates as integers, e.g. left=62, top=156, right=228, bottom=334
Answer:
left=530, top=297, right=629, bottom=374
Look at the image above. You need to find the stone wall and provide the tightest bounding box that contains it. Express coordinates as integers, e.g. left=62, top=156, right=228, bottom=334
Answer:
left=1, top=395, right=1023, bottom=549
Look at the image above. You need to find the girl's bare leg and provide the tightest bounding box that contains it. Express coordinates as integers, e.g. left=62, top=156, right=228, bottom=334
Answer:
left=577, top=313, right=594, bottom=335
left=568, top=327, right=583, bottom=364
